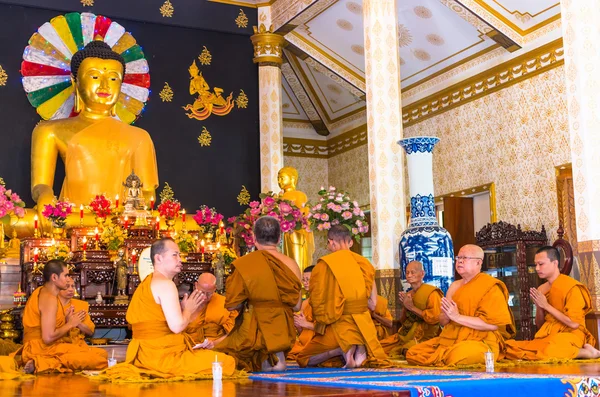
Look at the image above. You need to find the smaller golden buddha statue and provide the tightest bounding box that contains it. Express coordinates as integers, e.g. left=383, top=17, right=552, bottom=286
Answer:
left=278, top=166, right=315, bottom=272
left=5, top=229, right=21, bottom=259
left=113, top=248, right=129, bottom=304
left=123, top=171, right=146, bottom=213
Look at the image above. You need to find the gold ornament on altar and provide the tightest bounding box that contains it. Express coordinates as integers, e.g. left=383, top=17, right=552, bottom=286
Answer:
left=159, top=82, right=174, bottom=102
left=235, top=90, right=248, bottom=109
left=237, top=185, right=250, bottom=205
left=159, top=182, right=174, bottom=203
left=198, top=126, right=212, bottom=147
left=123, top=171, right=146, bottom=212
left=80, top=0, right=94, bottom=6
left=235, top=9, right=249, bottom=28
left=183, top=60, right=234, bottom=121
left=160, top=0, right=174, bottom=17
left=198, top=46, right=212, bottom=66
left=0, top=65, right=7, bottom=86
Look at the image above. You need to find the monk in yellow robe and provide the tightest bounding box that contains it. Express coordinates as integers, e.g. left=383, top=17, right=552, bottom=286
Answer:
left=288, top=265, right=315, bottom=360
left=296, top=225, right=387, bottom=368
left=380, top=261, right=442, bottom=357
left=504, top=246, right=600, bottom=360
left=217, top=216, right=302, bottom=372
left=58, top=276, right=95, bottom=344
left=184, top=273, right=238, bottom=348
left=406, top=244, right=515, bottom=366
left=372, top=296, right=393, bottom=341
left=16, top=260, right=107, bottom=373
left=102, top=238, right=236, bottom=380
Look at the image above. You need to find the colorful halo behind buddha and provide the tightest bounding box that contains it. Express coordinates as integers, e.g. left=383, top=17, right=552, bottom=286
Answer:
left=20, top=12, right=150, bottom=124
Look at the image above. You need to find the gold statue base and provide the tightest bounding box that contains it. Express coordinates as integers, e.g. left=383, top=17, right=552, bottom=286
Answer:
left=113, top=294, right=129, bottom=305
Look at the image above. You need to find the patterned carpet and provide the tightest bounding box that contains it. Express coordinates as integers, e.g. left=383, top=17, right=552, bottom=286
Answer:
left=250, top=367, right=599, bottom=397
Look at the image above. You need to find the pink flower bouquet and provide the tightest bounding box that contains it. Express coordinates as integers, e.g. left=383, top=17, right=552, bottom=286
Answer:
left=193, top=205, right=224, bottom=235
left=309, top=186, right=368, bottom=241
left=0, top=179, right=26, bottom=220
left=42, top=200, right=73, bottom=228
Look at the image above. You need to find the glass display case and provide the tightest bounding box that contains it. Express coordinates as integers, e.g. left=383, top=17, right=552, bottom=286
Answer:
left=476, top=222, right=547, bottom=340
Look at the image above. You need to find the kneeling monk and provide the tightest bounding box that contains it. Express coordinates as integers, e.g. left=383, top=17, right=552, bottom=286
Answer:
left=379, top=261, right=442, bottom=357
left=58, top=276, right=95, bottom=344
left=17, top=260, right=107, bottom=373
left=406, top=244, right=515, bottom=366
left=504, top=246, right=600, bottom=360
left=103, top=238, right=236, bottom=380
left=217, top=216, right=302, bottom=372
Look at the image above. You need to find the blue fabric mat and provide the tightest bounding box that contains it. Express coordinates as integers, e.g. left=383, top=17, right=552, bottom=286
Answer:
left=249, top=367, right=599, bottom=397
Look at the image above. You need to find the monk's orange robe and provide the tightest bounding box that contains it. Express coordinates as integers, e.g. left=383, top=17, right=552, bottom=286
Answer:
left=217, top=250, right=301, bottom=372
left=504, top=274, right=596, bottom=360
left=406, top=273, right=515, bottom=366
left=101, top=273, right=236, bottom=380
left=380, top=283, right=443, bottom=357
left=61, top=298, right=95, bottom=344
left=15, top=287, right=107, bottom=373
left=296, top=250, right=387, bottom=367
left=287, top=299, right=315, bottom=360
left=372, top=295, right=393, bottom=341
left=184, top=293, right=238, bottom=343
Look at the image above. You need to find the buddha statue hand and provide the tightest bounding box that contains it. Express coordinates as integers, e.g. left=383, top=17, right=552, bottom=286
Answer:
left=33, top=185, right=55, bottom=236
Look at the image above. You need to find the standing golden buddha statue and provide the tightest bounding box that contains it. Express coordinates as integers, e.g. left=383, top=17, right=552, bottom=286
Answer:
left=12, top=39, right=159, bottom=236
left=278, top=167, right=315, bottom=272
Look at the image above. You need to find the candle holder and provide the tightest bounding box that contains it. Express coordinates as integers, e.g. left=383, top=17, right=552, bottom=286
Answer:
left=34, top=228, right=40, bottom=238
left=95, top=239, right=100, bottom=250
left=82, top=249, right=87, bottom=261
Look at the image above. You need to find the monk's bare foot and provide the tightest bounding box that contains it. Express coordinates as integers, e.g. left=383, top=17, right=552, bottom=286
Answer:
left=584, top=344, right=600, bottom=358
left=271, top=352, right=287, bottom=372
left=261, top=360, right=273, bottom=372
left=344, top=345, right=357, bottom=369
left=354, top=345, right=367, bottom=368
left=24, top=360, right=34, bottom=374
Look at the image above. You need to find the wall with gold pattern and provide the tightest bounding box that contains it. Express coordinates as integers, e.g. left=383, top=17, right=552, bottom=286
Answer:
left=403, top=66, right=570, bottom=240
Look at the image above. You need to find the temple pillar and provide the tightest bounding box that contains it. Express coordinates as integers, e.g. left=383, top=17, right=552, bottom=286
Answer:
left=560, top=0, right=600, bottom=345
left=251, top=11, right=285, bottom=193
left=362, top=0, right=406, bottom=317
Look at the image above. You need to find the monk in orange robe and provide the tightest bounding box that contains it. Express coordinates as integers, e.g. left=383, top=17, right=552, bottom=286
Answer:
left=217, top=216, right=302, bottom=372
left=101, top=238, right=237, bottom=380
left=380, top=261, right=442, bottom=357
left=406, top=244, right=515, bottom=366
left=58, top=276, right=95, bottom=344
left=16, top=260, right=107, bottom=373
left=184, top=273, right=238, bottom=348
left=372, top=295, right=393, bottom=341
left=288, top=265, right=315, bottom=360
left=504, top=246, right=600, bottom=360
left=296, top=225, right=387, bottom=368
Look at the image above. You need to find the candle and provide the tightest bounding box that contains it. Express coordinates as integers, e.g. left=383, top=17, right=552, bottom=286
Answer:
left=155, top=216, right=160, bottom=231
left=150, top=196, right=155, bottom=210
left=33, top=248, right=39, bottom=263
left=115, top=194, right=119, bottom=208
left=217, top=242, right=221, bottom=250
left=182, top=209, right=186, bottom=223
left=82, top=236, right=87, bottom=251
left=79, top=204, right=84, bottom=220
left=124, top=215, right=129, bottom=229
left=219, top=221, right=224, bottom=234
left=95, top=227, right=99, bottom=242
left=131, top=249, right=137, bottom=264
left=201, top=240, right=205, bottom=254
left=34, top=214, right=38, bottom=230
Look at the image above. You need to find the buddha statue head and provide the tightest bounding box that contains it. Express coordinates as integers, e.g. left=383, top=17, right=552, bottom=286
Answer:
left=70, top=39, right=127, bottom=117
left=277, top=166, right=299, bottom=191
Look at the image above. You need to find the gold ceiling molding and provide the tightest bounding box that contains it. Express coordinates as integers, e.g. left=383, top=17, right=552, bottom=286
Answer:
left=281, top=62, right=322, bottom=122
left=304, top=57, right=364, bottom=98
left=208, top=0, right=264, bottom=7
left=402, top=38, right=564, bottom=127
left=327, top=124, right=367, bottom=157
left=271, top=0, right=317, bottom=31
left=471, top=0, right=560, bottom=35
left=283, top=137, right=329, bottom=158
left=440, top=0, right=493, bottom=34
left=283, top=119, right=314, bottom=128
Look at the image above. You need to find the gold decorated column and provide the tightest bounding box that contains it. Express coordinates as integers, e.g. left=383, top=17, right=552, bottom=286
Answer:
left=251, top=17, right=286, bottom=193
left=363, top=0, right=406, bottom=316
left=560, top=0, right=600, bottom=330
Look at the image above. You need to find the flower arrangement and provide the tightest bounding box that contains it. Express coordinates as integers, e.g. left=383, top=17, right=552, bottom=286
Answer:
left=100, top=222, right=126, bottom=251
left=0, top=178, right=26, bottom=220
left=193, top=205, right=224, bottom=235
left=231, top=192, right=310, bottom=248
left=309, top=186, right=368, bottom=241
left=89, top=194, right=112, bottom=218
left=157, top=199, right=181, bottom=220
left=219, top=245, right=237, bottom=266
left=175, top=232, right=196, bottom=254
left=42, top=200, right=73, bottom=228
left=46, top=243, right=73, bottom=262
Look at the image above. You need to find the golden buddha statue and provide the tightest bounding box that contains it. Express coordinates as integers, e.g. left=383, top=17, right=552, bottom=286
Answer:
left=5, top=229, right=21, bottom=259
left=9, top=39, right=159, bottom=236
left=123, top=171, right=146, bottom=212
left=278, top=166, right=315, bottom=272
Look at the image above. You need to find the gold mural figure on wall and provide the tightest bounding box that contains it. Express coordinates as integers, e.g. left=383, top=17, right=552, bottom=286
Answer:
left=0, top=65, right=7, bottom=86
left=183, top=60, right=234, bottom=121
left=80, top=0, right=94, bottom=6
left=235, top=9, right=248, bottom=28
left=198, top=126, right=211, bottom=147
left=159, top=82, right=174, bottom=102
left=160, top=0, right=174, bottom=17
left=237, top=186, right=250, bottom=205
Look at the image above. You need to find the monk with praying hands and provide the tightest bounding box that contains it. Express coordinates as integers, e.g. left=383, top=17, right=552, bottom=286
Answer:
left=57, top=276, right=95, bottom=345
left=406, top=244, right=515, bottom=366
left=217, top=216, right=302, bottom=372
left=103, top=238, right=237, bottom=380
left=379, top=261, right=443, bottom=357
left=295, top=225, right=387, bottom=368
left=184, top=273, right=238, bottom=349
left=504, top=246, right=600, bottom=360
left=17, top=260, right=108, bottom=373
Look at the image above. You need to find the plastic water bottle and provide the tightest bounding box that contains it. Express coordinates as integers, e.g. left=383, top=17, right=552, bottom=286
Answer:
left=484, top=351, right=494, bottom=372
left=212, top=354, right=223, bottom=381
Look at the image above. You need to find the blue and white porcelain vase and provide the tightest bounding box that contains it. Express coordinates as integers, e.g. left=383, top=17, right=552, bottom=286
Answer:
left=398, top=136, right=454, bottom=293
